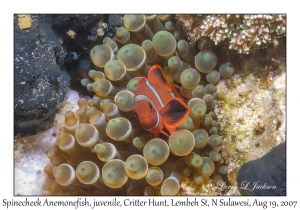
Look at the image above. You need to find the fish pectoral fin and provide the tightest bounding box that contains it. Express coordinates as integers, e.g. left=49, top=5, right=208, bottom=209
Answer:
left=148, top=65, right=173, bottom=92
left=160, top=98, right=190, bottom=128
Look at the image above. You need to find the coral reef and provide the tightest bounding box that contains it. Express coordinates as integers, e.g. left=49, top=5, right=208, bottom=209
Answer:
left=176, top=14, right=286, bottom=54
left=14, top=14, right=286, bottom=196
left=40, top=14, right=234, bottom=196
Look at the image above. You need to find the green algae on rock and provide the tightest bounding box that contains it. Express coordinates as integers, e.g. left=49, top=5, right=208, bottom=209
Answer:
left=215, top=70, right=286, bottom=195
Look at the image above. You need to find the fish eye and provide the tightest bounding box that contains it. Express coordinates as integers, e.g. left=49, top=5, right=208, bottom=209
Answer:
left=149, top=103, right=153, bottom=109
left=133, top=111, right=138, bottom=117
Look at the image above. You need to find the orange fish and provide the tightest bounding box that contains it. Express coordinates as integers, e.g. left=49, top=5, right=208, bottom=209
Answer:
left=133, top=65, right=190, bottom=138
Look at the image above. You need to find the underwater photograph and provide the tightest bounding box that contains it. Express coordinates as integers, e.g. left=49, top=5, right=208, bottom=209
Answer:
left=14, top=14, right=286, bottom=196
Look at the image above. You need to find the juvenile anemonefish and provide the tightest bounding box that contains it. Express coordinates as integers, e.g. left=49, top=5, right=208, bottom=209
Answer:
left=133, top=65, right=190, bottom=139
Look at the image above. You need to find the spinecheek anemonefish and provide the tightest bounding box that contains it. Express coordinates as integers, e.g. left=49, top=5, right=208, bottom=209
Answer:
left=133, top=65, right=190, bottom=139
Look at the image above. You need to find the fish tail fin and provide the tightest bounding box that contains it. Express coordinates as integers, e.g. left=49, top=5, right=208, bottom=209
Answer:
left=160, top=98, right=190, bottom=128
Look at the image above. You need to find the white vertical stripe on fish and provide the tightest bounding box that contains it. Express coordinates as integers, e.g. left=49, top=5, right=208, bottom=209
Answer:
left=170, top=92, right=175, bottom=98
left=145, top=80, right=164, bottom=108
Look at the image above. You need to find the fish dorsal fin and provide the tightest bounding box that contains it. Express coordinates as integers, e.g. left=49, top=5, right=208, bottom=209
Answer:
left=137, top=77, right=147, bottom=86
left=160, top=98, right=190, bottom=128
left=134, top=77, right=147, bottom=94
left=148, top=65, right=172, bottom=92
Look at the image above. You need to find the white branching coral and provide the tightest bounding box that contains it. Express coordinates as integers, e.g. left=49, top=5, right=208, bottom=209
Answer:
left=200, top=15, right=232, bottom=44
left=176, top=14, right=286, bottom=54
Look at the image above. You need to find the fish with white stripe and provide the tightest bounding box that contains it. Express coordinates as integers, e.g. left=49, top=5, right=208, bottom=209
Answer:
left=133, top=65, right=190, bottom=139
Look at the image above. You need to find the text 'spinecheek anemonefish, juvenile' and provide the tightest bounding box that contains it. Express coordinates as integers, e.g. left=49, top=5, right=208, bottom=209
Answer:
left=133, top=65, right=190, bottom=139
